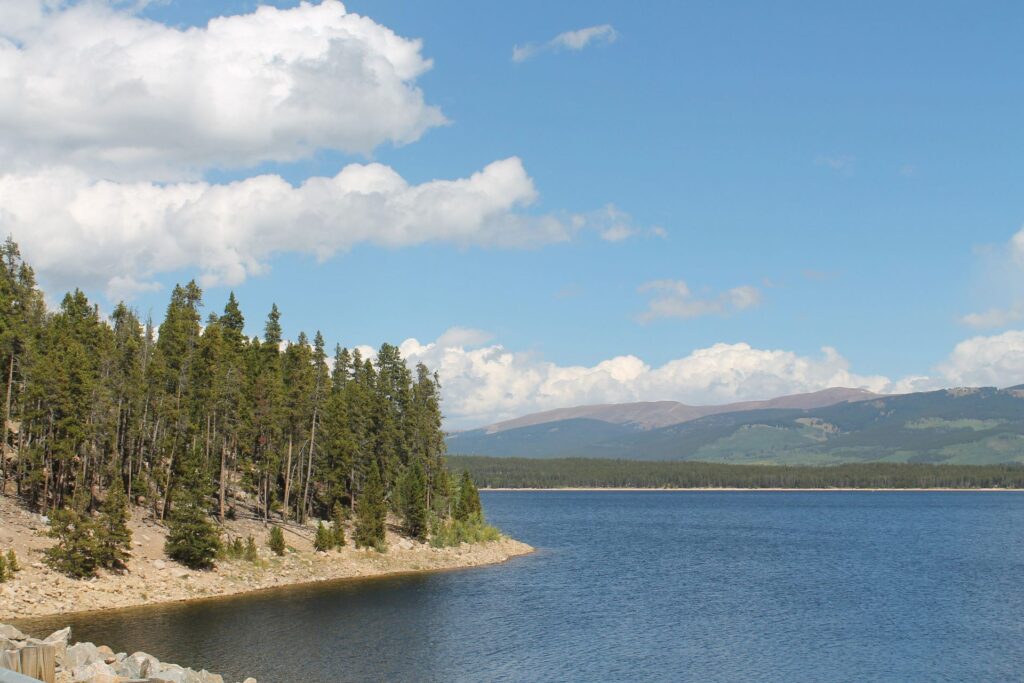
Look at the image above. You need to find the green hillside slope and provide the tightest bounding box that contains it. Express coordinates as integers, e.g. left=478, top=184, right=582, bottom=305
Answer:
left=447, top=387, right=1024, bottom=465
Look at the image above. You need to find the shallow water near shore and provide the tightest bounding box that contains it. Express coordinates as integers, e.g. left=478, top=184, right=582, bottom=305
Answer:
left=18, top=491, right=1024, bottom=682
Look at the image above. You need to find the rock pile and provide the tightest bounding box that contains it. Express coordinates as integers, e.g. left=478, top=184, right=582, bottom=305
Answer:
left=0, top=624, right=255, bottom=683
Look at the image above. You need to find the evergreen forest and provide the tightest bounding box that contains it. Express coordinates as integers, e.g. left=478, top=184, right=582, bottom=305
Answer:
left=0, top=237, right=484, bottom=572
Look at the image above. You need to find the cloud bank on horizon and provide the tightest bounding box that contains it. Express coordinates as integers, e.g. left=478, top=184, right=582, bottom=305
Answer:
left=394, top=328, right=1024, bottom=428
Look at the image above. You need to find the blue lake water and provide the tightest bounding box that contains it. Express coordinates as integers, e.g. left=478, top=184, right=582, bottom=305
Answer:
left=19, top=491, right=1024, bottom=682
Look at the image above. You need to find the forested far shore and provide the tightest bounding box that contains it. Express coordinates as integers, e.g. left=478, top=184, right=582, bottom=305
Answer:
left=448, top=455, right=1024, bottom=489
left=0, top=237, right=491, bottom=577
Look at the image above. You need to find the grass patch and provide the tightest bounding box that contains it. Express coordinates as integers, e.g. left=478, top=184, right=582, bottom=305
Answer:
left=430, top=516, right=502, bottom=548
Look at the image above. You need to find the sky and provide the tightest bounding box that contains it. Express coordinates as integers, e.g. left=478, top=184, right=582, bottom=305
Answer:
left=1, top=0, right=1023, bottom=428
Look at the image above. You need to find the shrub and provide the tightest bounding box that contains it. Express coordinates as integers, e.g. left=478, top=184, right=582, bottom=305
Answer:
left=314, top=521, right=334, bottom=552
left=244, top=535, right=258, bottom=562
left=0, top=554, right=6, bottom=583
left=268, top=526, right=286, bottom=556
left=430, top=516, right=502, bottom=548
left=165, top=496, right=221, bottom=570
left=45, top=508, right=100, bottom=578
left=6, top=549, right=18, bottom=573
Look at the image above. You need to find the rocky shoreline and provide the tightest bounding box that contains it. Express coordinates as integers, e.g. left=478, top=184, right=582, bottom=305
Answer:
left=0, top=495, right=533, bottom=622
left=1, top=622, right=253, bottom=683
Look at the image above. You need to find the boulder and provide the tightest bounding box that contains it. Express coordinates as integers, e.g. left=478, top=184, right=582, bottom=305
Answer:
left=0, top=624, right=26, bottom=640
left=114, top=651, right=160, bottom=679
left=64, top=641, right=102, bottom=670
left=45, top=626, right=71, bottom=665
left=69, top=660, right=118, bottom=683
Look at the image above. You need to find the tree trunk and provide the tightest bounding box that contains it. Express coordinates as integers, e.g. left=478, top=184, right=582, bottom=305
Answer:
left=219, top=443, right=228, bottom=520
left=2, top=352, right=14, bottom=487
left=301, top=408, right=318, bottom=522
left=282, top=435, right=293, bottom=521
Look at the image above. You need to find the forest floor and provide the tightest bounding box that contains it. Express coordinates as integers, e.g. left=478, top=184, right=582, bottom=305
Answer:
left=0, top=493, right=533, bottom=621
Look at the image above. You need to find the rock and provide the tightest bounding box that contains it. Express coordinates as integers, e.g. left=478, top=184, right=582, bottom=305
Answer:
left=44, top=626, right=71, bottom=665
left=64, top=641, right=102, bottom=670
left=0, top=624, right=26, bottom=640
left=154, top=559, right=166, bottom=569
left=70, top=660, right=118, bottom=683
left=118, top=651, right=160, bottom=679
left=242, top=678, right=258, bottom=683
left=175, top=570, right=190, bottom=579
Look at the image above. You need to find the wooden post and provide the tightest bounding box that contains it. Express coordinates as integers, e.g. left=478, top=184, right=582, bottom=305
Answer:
left=0, top=649, right=21, bottom=672
left=18, top=644, right=55, bottom=683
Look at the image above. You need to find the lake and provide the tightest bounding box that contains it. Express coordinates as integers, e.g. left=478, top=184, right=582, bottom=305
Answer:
left=18, top=491, right=1024, bottom=682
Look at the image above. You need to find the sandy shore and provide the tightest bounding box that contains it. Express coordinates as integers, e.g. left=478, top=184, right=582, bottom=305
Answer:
left=0, top=494, right=533, bottom=621
left=482, top=487, right=1024, bottom=492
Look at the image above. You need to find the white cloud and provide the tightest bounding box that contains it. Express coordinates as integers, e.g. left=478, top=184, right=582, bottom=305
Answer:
left=637, top=280, right=762, bottom=322
left=1, top=158, right=584, bottom=298
left=0, top=0, right=445, bottom=180
left=937, top=330, right=1024, bottom=387
left=512, top=24, right=617, bottom=62
left=397, top=336, right=892, bottom=427
left=393, top=327, right=1024, bottom=427
left=1012, top=227, right=1024, bottom=264
left=959, top=305, right=1024, bottom=329
left=436, top=327, right=494, bottom=349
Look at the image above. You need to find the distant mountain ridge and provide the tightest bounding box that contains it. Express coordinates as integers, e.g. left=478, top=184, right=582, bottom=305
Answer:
left=447, top=386, right=1024, bottom=466
left=484, top=387, right=879, bottom=433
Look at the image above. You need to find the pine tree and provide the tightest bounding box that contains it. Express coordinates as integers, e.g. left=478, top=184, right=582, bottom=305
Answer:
left=355, top=461, right=386, bottom=551
left=314, top=521, right=334, bottom=552
left=6, top=549, right=18, bottom=573
left=268, top=526, right=286, bottom=556
left=455, top=470, right=482, bottom=522
left=400, top=458, right=428, bottom=541
left=165, top=456, right=221, bottom=570
left=0, top=554, right=6, bottom=583
left=332, top=500, right=347, bottom=547
left=45, top=507, right=100, bottom=578
left=96, top=475, right=132, bottom=569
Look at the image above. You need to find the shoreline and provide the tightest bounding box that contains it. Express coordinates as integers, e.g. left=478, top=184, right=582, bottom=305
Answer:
left=8, top=538, right=534, bottom=625
left=482, top=486, right=1024, bottom=492
left=0, top=494, right=533, bottom=622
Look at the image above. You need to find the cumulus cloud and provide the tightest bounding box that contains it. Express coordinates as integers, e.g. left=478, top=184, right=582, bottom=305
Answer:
left=512, top=24, right=617, bottom=62
left=0, top=0, right=445, bottom=179
left=937, top=330, right=1024, bottom=387
left=0, top=158, right=586, bottom=299
left=637, top=280, right=762, bottom=322
left=396, top=336, right=892, bottom=427
left=387, top=327, right=1024, bottom=427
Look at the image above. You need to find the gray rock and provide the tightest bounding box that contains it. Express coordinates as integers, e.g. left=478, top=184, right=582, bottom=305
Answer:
left=0, top=624, right=25, bottom=640
left=116, top=651, right=160, bottom=679
left=64, top=641, right=102, bottom=670
left=45, top=626, right=71, bottom=665
left=69, top=660, right=117, bottom=683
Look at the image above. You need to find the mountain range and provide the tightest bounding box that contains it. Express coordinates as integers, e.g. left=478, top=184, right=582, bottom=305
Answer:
left=446, top=386, right=1024, bottom=465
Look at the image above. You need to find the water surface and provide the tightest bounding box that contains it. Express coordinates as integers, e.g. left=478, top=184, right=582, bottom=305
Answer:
left=19, top=492, right=1024, bottom=682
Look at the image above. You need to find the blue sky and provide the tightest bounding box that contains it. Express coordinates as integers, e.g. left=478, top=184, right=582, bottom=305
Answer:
left=2, top=0, right=1023, bottom=425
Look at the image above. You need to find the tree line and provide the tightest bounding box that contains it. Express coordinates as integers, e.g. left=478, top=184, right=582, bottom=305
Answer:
left=448, top=455, right=1024, bottom=489
left=0, top=237, right=487, bottom=572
